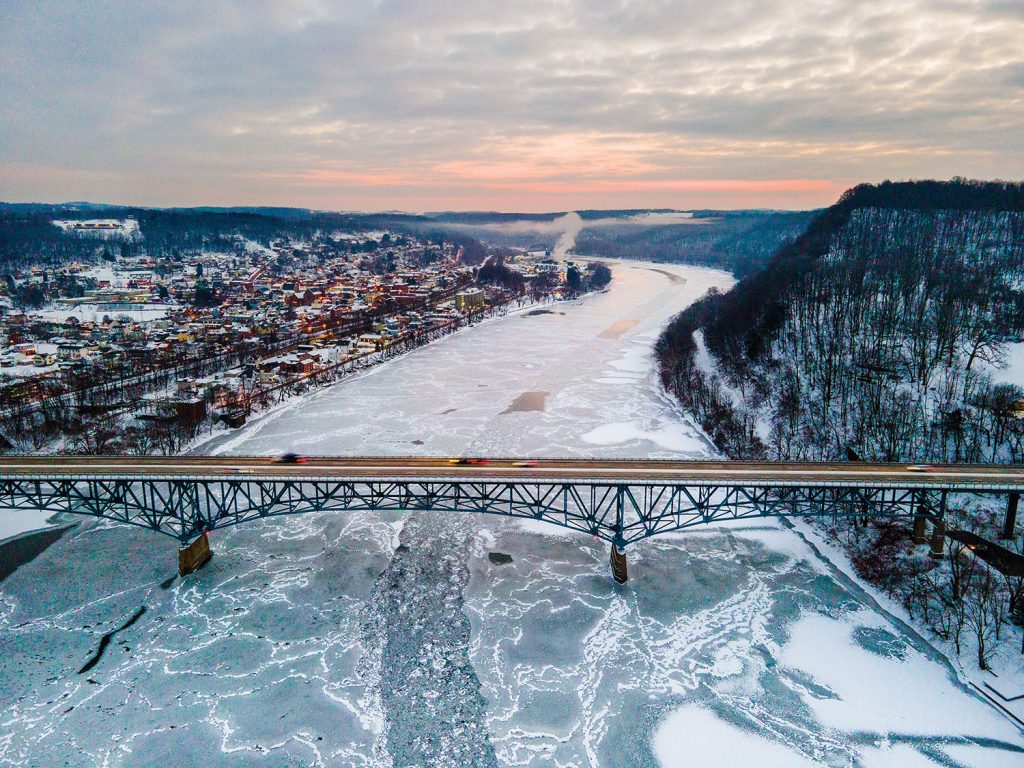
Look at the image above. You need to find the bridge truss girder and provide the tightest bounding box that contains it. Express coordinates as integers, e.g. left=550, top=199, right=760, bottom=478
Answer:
left=0, top=477, right=939, bottom=546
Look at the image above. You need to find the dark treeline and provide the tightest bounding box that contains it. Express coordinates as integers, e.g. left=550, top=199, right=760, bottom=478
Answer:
left=657, top=179, right=1024, bottom=464
left=424, top=211, right=562, bottom=224
left=476, top=254, right=524, bottom=290
left=424, top=208, right=677, bottom=225
left=0, top=204, right=440, bottom=271
left=0, top=210, right=103, bottom=269
left=577, top=210, right=814, bottom=277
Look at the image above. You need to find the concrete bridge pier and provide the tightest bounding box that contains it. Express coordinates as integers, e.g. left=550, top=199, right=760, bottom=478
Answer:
left=929, top=520, right=946, bottom=559
left=928, top=490, right=948, bottom=559
left=1001, top=492, right=1019, bottom=540
left=912, top=505, right=928, bottom=545
left=610, top=541, right=628, bottom=584
left=178, top=532, right=213, bottom=576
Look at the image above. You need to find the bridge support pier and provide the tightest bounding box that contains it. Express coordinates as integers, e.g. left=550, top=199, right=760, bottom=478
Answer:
left=912, top=507, right=928, bottom=545
left=1001, top=492, right=1019, bottom=540
left=610, top=542, right=628, bottom=584
left=178, top=533, right=212, bottom=576
left=929, top=521, right=946, bottom=559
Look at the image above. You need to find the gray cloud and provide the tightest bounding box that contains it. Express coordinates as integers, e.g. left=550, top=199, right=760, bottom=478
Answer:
left=1, top=0, right=1021, bottom=210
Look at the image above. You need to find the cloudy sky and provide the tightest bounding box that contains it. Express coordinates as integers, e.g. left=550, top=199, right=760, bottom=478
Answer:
left=2, top=0, right=1022, bottom=211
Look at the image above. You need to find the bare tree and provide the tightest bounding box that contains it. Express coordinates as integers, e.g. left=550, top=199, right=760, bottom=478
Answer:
left=964, top=565, right=1001, bottom=670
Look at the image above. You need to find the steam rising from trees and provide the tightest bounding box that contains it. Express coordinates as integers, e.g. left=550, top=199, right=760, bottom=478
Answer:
left=551, top=213, right=584, bottom=260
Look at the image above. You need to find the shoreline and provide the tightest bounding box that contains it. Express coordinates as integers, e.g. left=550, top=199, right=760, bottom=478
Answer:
left=189, top=290, right=587, bottom=456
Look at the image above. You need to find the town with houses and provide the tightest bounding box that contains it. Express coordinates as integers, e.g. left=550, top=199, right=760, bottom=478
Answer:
left=0, top=217, right=592, bottom=453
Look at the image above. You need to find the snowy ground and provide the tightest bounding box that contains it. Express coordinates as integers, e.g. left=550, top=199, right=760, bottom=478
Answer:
left=28, top=303, right=173, bottom=324
left=1, top=261, right=1022, bottom=767
left=986, top=341, right=1024, bottom=388
left=52, top=219, right=139, bottom=238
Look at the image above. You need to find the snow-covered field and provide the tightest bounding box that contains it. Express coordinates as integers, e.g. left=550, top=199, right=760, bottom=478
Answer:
left=29, top=303, right=173, bottom=324
left=0, top=261, right=1021, bottom=766
left=52, top=219, right=139, bottom=238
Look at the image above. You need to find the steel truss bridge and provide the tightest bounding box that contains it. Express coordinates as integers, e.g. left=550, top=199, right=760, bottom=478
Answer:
left=2, top=457, right=1022, bottom=581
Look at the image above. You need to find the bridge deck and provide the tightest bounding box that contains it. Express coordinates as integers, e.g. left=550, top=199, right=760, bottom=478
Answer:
left=3, top=457, right=1021, bottom=579
left=2, top=456, right=1023, bottom=492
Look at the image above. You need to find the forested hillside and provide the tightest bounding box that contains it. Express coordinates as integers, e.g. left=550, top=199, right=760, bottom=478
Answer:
left=657, top=180, right=1024, bottom=464
left=576, top=210, right=813, bottom=277
left=0, top=205, right=432, bottom=271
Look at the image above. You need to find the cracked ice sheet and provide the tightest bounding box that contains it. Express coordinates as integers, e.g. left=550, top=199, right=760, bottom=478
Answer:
left=464, top=517, right=1024, bottom=766
left=0, top=509, right=403, bottom=767
left=463, top=524, right=845, bottom=766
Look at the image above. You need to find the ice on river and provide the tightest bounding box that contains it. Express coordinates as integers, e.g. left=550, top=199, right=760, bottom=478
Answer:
left=201, top=263, right=717, bottom=461
left=1, top=261, right=1022, bottom=767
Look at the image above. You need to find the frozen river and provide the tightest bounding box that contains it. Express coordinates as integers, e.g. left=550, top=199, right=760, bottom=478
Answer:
left=1, top=261, right=1022, bottom=767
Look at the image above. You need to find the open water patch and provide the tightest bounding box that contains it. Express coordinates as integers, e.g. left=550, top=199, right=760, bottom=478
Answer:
left=78, top=606, right=146, bottom=674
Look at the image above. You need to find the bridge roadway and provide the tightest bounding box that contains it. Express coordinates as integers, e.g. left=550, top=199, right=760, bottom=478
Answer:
left=2, top=457, right=1022, bottom=581
left=3, top=456, right=1024, bottom=487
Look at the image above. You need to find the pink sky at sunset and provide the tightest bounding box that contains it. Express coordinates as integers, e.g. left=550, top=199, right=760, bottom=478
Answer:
left=2, top=1, right=1022, bottom=212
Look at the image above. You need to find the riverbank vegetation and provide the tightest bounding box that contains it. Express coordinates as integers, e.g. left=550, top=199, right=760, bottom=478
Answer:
left=656, top=179, right=1024, bottom=670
